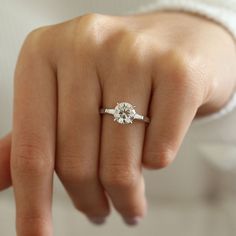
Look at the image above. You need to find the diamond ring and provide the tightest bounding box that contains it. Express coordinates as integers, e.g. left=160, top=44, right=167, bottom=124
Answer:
left=100, top=102, right=150, bottom=124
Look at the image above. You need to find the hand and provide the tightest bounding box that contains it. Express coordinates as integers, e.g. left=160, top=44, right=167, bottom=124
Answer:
left=8, top=11, right=236, bottom=235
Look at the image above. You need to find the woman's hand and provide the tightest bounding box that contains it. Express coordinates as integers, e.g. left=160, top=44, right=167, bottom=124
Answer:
left=8, top=11, right=236, bottom=235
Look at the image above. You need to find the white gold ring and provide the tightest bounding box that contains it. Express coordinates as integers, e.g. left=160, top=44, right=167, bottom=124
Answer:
left=100, top=102, right=150, bottom=124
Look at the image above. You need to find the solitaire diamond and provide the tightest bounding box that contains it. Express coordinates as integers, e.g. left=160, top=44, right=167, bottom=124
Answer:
left=113, top=102, right=136, bottom=124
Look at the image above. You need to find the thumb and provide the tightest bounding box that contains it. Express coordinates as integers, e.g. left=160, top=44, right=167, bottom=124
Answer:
left=0, top=133, right=12, bottom=190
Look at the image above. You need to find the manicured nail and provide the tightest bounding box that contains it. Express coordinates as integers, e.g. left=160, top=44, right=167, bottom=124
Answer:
left=88, top=217, right=106, bottom=225
left=124, top=217, right=142, bottom=226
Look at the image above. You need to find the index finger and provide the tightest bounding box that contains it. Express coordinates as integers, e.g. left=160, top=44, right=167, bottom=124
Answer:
left=11, top=29, right=57, bottom=236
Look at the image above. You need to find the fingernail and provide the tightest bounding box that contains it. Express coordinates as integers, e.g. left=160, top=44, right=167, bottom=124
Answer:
left=124, top=217, right=142, bottom=226
left=88, top=217, right=106, bottom=225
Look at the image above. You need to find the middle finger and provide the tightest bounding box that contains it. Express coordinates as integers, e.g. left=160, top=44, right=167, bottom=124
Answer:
left=56, top=53, right=110, bottom=223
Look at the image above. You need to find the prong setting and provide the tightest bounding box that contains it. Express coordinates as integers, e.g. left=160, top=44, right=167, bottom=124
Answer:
left=113, top=102, right=136, bottom=124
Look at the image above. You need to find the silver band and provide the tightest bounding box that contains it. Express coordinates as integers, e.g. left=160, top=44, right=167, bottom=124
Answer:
left=100, top=102, right=150, bottom=124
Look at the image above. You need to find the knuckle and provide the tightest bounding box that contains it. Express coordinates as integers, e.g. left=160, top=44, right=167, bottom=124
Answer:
left=27, top=26, right=49, bottom=40
left=12, top=143, right=53, bottom=175
left=23, top=26, right=54, bottom=56
left=79, top=12, right=103, bottom=23
left=17, top=215, right=49, bottom=236
left=162, top=49, right=193, bottom=82
left=100, top=164, right=138, bottom=190
left=14, top=26, right=56, bottom=81
left=159, top=49, right=204, bottom=105
left=73, top=13, right=113, bottom=47
left=143, top=146, right=175, bottom=169
left=72, top=13, right=125, bottom=55
left=56, top=154, right=95, bottom=185
left=79, top=12, right=105, bottom=26
left=118, top=33, right=148, bottom=71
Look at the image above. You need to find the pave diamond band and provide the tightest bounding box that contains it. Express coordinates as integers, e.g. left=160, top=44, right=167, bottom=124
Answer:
left=100, top=102, right=150, bottom=124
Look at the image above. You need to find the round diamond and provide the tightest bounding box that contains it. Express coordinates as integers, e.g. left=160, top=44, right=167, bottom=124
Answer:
left=113, top=102, right=136, bottom=124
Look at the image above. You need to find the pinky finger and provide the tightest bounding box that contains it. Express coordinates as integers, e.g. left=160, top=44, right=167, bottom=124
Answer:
left=143, top=70, right=202, bottom=169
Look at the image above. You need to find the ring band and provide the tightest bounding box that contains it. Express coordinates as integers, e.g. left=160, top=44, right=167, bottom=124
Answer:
left=100, top=102, right=150, bottom=124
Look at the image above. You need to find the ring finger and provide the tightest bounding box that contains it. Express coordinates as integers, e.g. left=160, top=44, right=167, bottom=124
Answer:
left=99, top=52, right=151, bottom=225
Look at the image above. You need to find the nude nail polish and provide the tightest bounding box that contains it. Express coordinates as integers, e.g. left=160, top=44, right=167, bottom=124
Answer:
left=88, top=217, right=106, bottom=225
left=124, top=217, right=142, bottom=226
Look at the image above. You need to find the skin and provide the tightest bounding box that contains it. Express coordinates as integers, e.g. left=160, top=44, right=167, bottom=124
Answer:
left=0, top=10, right=236, bottom=235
